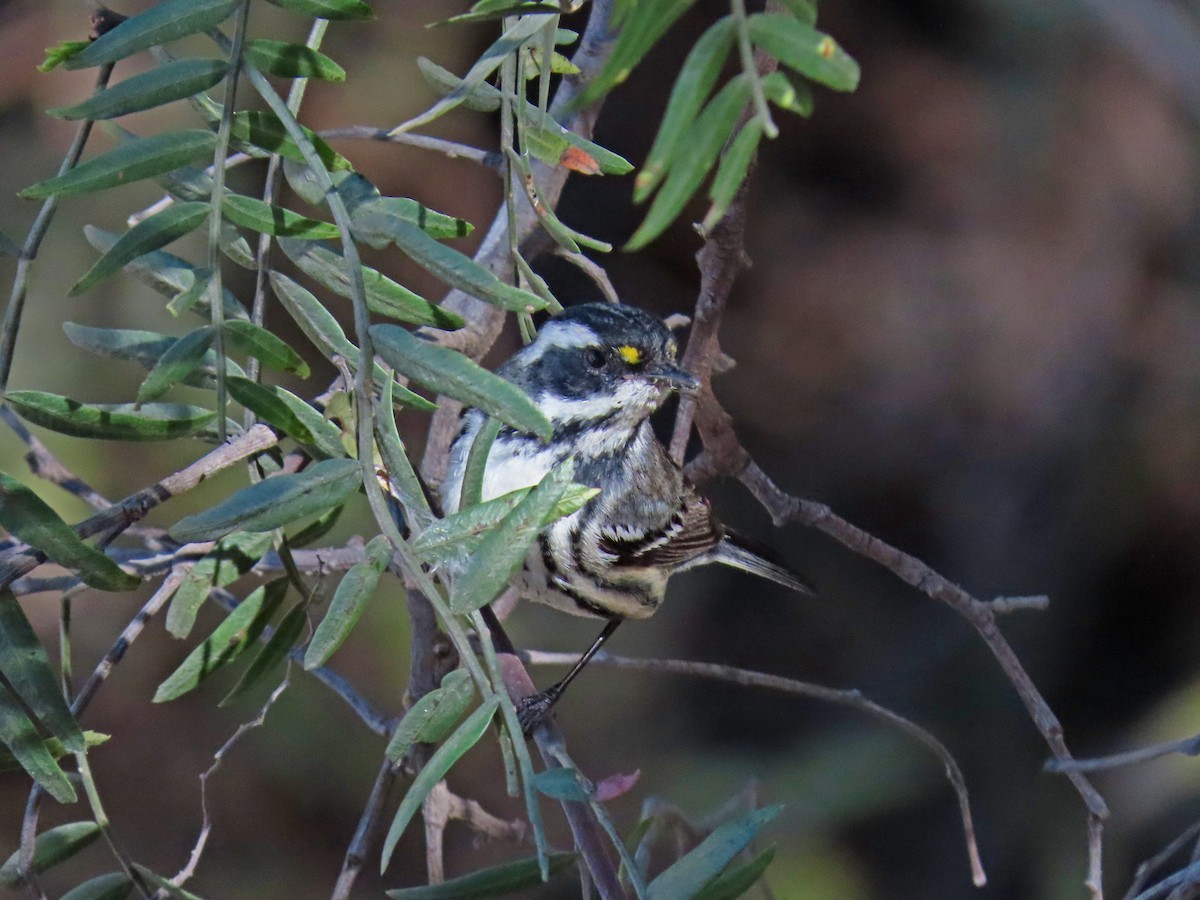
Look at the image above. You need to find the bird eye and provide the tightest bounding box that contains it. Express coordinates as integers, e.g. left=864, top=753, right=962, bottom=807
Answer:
left=585, top=347, right=605, bottom=370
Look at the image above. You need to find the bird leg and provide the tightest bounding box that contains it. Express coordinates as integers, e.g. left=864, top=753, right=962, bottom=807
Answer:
left=516, top=618, right=622, bottom=736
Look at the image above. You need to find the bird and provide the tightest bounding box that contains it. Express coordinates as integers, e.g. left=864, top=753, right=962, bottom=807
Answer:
left=440, top=302, right=815, bottom=733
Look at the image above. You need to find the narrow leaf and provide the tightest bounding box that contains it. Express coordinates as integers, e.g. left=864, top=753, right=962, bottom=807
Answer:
left=646, top=805, right=783, bottom=900
left=775, top=0, right=816, bottom=25
left=245, top=39, right=346, bottom=81
left=0, top=474, right=138, bottom=591
left=137, top=325, right=216, bottom=403
left=373, top=377, right=434, bottom=530
left=62, top=322, right=240, bottom=388
left=278, top=238, right=463, bottom=329
left=165, top=532, right=275, bottom=638
left=49, top=59, right=229, bottom=121
left=72, top=202, right=209, bottom=296
left=7, top=392, right=216, bottom=441
left=0, top=823, right=100, bottom=887
left=0, top=684, right=75, bottom=804
left=221, top=194, right=339, bottom=239
left=66, top=0, right=238, bottom=69
left=702, top=119, right=764, bottom=232
left=385, top=669, right=476, bottom=761
left=381, top=697, right=499, bottom=871
left=448, top=463, right=573, bottom=614
left=60, top=873, right=135, bottom=900
left=247, top=383, right=345, bottom=458
left=692, top=846, right=777, bottom=900
left=20, top=130, right=217, bottom=199
left=0, top=731, right=108, bottom=775
left=350, top=196, right=473, bottom=244
left=169, top=458, right=361, bottom=543
left=636, top=17, right=736, bottom=202
left=39, top=40, right=90, bottom=73
left=531, top=767, right=590, bottom=801
left=221, top=320, right=310, bottom=376
left=226, top=378, right=315, bottom=444
left=221, top=600, right=308, bottom=703
left=371, top=325, right=551, bottom=438
left=746, top=14, right=860, bottom=92
left=626, top=75, right=752, bottom=251
left=761, top=70, right=814, bottom=117
left=304, top=535, right=391, bottom=669
left=385, top=853, right=576, bottom=898
left=229, top=110, right=352, bottom=173
left=154, top=583, right=282, bottom=702
left=263, top=0, right=374, bottom=20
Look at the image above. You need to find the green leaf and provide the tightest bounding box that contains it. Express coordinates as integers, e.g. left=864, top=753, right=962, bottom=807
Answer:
left=385, top=669, right=476, bottom=761
left=385, top=852, right=576, bottom=898
left=373, top=378, right=434, bottom=530
left=133, top=866, right=209, bottom=900
left=626, top=75, right=752, bottom=251
left=304, top=535, right=391, bottom=669
left=351, top=196, right=474, bottom=244
left=137, top=325, right=216, bottom=403
left=21, top=130, right=217, bottom=199
left=229, top=110, right=352, bottom=173
left=0, top=823, right=100, bottom=888
left=371, top=325, right=551, bottom=439
left=636, top=17, right=736, bottom=202
left=226, top=378, right=315, bottom=444
left=0, top=612, right=49, bottom=703
left=67, top=0, right=237, bottom=69
left=263, top=0, right=374, bottom=20
left=702, top=119, right=764, bottom=232
left=448, top=463, right=573, bottom=614
left=396, top=15, right=549, bottom=134
left=169, top=458, right=361, bottom=543
left=416, top=58, right=501, bottom=113
left=268, top=272, right=437, bottom=412
left=411, top=483, right=597, bottom=567
left=761, top=70, right=813, bottom=117
left=49, top=59, right=229, bottom=121
left=381, top=697, right=499, bottom=872
left=83, top=227, right=248, bottom=320
left=154, top=582, right=285, bottom=702
left=286, top=505, right=343, bottom=546
left=39, top=40, right=90, bottom=73
left=0, top=683, right=75, bottom=803
left=531, top=767, right=590, bottom=801
left=775, top=0, right=816, bottom=25
left=245, top=39, right=346, bottom=81
left=221, top=194, right=339, bottom=239
left=746, top=14, right=860, bottom=92
left=221, top=321, right=310, bottom=377
left=165, top=532, right=275, bottom=638
left=646, top=805, right=783, bottom=900
left=522, top=125, right=571, bottom=168
left=0, top=473, right=139, bottom=591
left=278, top=237, right=463, bottom=329
left=692, top=846, right=777, bottom=900
left=0, top=730, right=108, bottom=775
left=221, top=599, right=308, bottom=703
left=60, top=872, right=135, bottom=900
left=6, top=392, right=216, bottom=441
left=72, top=202, right=209, bottom=296
left=436, top=1, right=562, bottom=27
left=573, top=0, right=698, bottom=107
left=62, top=322, right=241, bottom=388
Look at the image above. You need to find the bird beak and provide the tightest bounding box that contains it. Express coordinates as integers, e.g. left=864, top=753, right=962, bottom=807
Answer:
left=643, top=362, right=700, bottom=395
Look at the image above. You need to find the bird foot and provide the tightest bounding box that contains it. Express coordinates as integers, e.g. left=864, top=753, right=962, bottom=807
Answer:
left=515, top=690, right=558, bottom=737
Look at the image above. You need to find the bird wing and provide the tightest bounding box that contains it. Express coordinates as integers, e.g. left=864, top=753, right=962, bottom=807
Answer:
left=597, top=486, right=722, bottom=570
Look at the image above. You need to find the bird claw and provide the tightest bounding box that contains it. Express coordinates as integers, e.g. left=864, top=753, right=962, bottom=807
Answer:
left=515, top=691, right=558, bottom=738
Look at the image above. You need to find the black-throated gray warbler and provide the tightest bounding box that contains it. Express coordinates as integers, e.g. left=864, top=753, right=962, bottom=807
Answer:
left=441, top=302, right=814, bottom=731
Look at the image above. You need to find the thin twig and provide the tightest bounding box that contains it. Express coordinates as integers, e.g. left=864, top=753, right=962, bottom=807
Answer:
left=331, top=756, right=398, bottom=900
left=553, top=246, right=620, bottom=302
left=1128, top=823, right=1200, bottom=900
left=0, top=405, right=111, bottom=511
left=523, top=649, right=986, bottom=886
left=1048, top=733, right=1200, bottom=774
left=320, top=126, right=501, bottom=168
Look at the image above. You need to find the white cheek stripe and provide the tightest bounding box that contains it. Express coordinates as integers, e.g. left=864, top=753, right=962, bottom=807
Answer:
left=519, top=321, right=598, bottom=364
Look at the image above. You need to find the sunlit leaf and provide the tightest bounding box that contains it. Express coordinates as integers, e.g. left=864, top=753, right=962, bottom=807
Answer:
left=0, top=823, right=100, bottom=887
left=304, top=535, right=392, bottom=669
left=72, top=202, right=209, bottom=296
left=229, top=110, right=352, bottom=172
left=448, top=463, right=573, bottom=614
left=245, top=39, right=346, bottom=81
left=20, top=131, right=217, bottom=199
left=381, top=697, right=500, bottom=871
left=385, top=853, right=576, bottom=898
left=385, top=669, right=476, bottom=761
left=6, top=391, right=216, bottom=441
left=169, top=458, right=361, bottom=542
left=39, top=40, right=90, bottom=73
left=66, top=0, right=238, bottom=69
left=0, top=474, right=138, bottom=591
left=221, top=194, right=339, bottom=239
left=371, top=325, right=551, bottom=439
left=49, top=59, right=229, bottom=121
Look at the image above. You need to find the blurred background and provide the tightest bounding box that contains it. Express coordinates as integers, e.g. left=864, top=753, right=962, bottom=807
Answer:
left=2, top=0, right=1200, bottom=896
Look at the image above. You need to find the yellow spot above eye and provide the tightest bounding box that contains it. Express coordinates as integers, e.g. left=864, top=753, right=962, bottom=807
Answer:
left=617, top=345, right=642, bottom=365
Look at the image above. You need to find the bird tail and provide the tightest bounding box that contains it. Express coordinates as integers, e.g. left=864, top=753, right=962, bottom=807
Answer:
left=711, top=531, right=816, bottom=595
